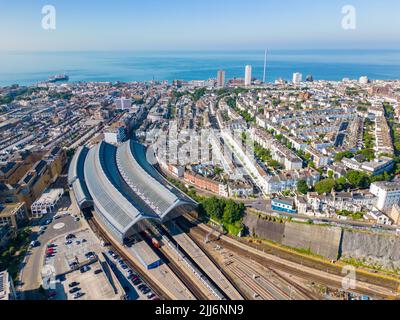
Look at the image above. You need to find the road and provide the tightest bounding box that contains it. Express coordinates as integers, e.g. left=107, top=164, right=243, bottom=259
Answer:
left=19, top=213, right=82, bottom=300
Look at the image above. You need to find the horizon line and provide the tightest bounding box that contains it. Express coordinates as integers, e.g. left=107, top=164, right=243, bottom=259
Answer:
left=2, top=48, right=400, bottom=53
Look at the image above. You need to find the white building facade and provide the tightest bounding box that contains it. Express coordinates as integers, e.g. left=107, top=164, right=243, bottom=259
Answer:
left=292, top=72, right=303, bottom=84
left=245, top=65, right=252, bottom=86
left=370, top=182, right=400, bottom=212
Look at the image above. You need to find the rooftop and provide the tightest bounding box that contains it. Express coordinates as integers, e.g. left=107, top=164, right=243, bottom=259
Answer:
left=371, top=181, right=400, bottom=191
left=32, top=188, right=64, bottom=205
left=0, top=270, right=13, bottom=301
left=0, top=202, right=24, bottom=218
left=70, top=139, right=196, bottom=241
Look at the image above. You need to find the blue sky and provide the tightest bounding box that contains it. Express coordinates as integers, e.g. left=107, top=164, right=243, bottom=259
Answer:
left=1, top=0, right=399, bottom=51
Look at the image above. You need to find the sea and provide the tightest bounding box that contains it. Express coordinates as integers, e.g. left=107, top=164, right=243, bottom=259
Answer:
left=0, top=50, right=399, bottom=86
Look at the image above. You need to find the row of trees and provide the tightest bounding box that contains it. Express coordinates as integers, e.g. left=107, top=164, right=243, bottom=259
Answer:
left=254, top=142, right=283, bottom=170
left=313, top=170, right=390, bottom=195
left=297, top=169, right=394, bottom=195
left=166, top=175, right=245, bottom=235
left=334, top=148, right=375, bottom=163
left=0, top=227, right=31, bottom=281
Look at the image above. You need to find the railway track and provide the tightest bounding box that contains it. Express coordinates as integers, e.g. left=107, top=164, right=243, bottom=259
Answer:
left=156, top=223, right=230, bottom=300
left=174, top=218, right=248, bottom=300
left=228, top=264, right=276, bottom=300
left=87, top=217, right=170, bottom=300
left=180, top=216, right=310, bottom=300
left=177, top=216, right=289, bottom=300
left=269, top=268, right=320, bottom=300
left=180, top=215, right=397, bottom=300
left=140, top=226, right=208, bottom=300
left=232, top=255, right=313, bottom=300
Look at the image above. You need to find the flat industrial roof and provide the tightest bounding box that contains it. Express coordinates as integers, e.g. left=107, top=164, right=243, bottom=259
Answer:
left=32, top=188, right=64, bottom=205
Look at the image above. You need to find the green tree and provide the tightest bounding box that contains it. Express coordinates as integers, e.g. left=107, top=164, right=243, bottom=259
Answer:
left=66, top=148, right=76, bottom=158
left=297, top=180, right=309, bottom=194
left=346, top=171, right=371, bottom=189
left=223, top=200, right=245, bottom=224
left=315, top=179, right=337, bottom=195
left=214, top=166, right=224, bottom=176
left=334, top=151, right=354, bottom=162
left=356, top=149, right=375, bottom=161
left=201, top=197, right=225, bottom=221
left=335, top=177, right=348, bottom=191
left=269, top=160, right=282, bottom=169
left=191, top=88, right=207, bottom=101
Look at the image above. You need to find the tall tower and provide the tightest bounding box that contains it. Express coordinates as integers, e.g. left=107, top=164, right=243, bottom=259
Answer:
left=263, top=49, right=268, bottom=83
left=245, top=65, right=252, bottom=86
left=292, top=72, right=303, bottom=84
left=217, top=70, right=226, bottom=87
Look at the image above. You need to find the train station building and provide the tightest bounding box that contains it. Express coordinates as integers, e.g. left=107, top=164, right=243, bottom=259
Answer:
left=68, top=140, right=196, bottom=243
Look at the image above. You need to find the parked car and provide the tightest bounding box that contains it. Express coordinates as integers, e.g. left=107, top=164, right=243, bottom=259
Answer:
left=132, top=279, right=142, bottom=286
left=85, top=252, right=96, bottom=260
left=30, top=240, right=40, bottom=248
left=73, top=292, right=84, bottom=299
left=94, top=269, right=103, bottom=275
left=80, top=266, right=90, bottom=273
left=69, top=287, right=80, bottom=294
left=66, top=234, right=76, bottom=240
left=69, top=282, right=80, bottom=288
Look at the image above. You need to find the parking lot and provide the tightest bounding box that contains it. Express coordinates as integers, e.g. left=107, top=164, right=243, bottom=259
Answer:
left=104, top=250, right=158, bottom=301
left=21, top=190, right=160, bottom=301
left=61, top=261, right=121, bottom=300
left=43, top=227, right=157, bottom=300
left=19, top=205, right=83, bottom=300
left=45, top=229, right=102, bottom=275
